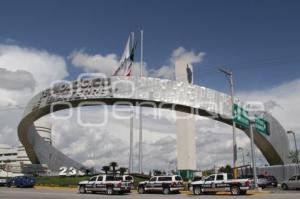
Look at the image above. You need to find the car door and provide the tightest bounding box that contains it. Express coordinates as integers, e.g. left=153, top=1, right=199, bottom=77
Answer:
left=86, top=177, right=97, bottom=191
left=203, top=175, right=215, bottom=192
left=156, top=177, right=164, bottom=190
left=296, top=176, right=300, bottom=188
left=94, top=176, right=104, bottom=191
left=287, top=176, right=297, bottom=189
left=215, top=174, right=226, bottom=191
left=147, top=177, right=157, bottom=191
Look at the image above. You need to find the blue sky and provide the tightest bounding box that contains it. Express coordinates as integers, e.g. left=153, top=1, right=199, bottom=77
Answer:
left=1, top=0, right=300, bottom=93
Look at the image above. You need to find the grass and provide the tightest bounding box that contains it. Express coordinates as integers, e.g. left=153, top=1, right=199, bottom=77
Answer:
left=35, top=176, right=89, bottom=187
left=35, top=173, right=150, bottom=188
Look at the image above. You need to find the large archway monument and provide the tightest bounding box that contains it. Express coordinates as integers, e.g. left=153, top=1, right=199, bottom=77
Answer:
left=18, top=76, right=291, bottom=172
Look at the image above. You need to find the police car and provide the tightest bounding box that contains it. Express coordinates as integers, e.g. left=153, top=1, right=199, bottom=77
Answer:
left=191, top=173, right=252, bottom=195
left=138, top=175, right=184, bottom=194
left=78, top=175, right=131, bottom=195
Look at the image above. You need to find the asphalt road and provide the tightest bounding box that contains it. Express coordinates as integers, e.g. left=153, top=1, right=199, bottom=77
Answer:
left=0, top=187, right=300, bottom=199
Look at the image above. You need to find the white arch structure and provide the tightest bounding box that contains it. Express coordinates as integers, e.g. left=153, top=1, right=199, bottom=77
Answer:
left=18, top=77, right=291, bottom=171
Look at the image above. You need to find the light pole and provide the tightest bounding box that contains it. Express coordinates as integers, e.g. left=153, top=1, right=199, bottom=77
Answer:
left=139, top=30, right=144, bottom=174
left=238, top=147, right=245, bottom=166
left=219, top=68, right=238, bottom=178
left=249, top=121, right=258, bottom=189
left=287, top=131, right=299, bottom=164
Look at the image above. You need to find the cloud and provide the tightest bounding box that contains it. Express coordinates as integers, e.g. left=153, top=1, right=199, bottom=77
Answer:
left=149, top=47, right=205, bottom=80
left=69, top=47, right=205, bottom=81
left=170, top=47, right=205, bottom=68
left=0, top=44, right=68, bottom=92
left=0, top=68, right=35, bottom=91
left=0, top=43, right=68, bottom=147
left=69, top=50, right=119, bottom=76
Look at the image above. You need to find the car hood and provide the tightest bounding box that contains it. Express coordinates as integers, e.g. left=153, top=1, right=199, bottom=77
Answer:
left=78, top=180, right=89, bottom=184
left=191, top=180, right=205, bottom=184
left=139, top=181, right=149, bottom=185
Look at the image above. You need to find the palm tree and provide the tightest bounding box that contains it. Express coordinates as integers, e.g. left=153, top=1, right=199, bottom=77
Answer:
left=102, top=166, right=110, bottom=174
left=110, top=162, right=118, bottom=176
left=119, top=167, right=127, bottom=175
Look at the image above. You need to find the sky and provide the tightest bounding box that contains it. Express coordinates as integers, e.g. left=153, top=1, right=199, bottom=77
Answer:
left=0, top=0, right=300, bottom=172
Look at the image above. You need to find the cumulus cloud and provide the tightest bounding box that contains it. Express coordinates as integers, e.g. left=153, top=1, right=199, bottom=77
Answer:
left=0, top=44, right=68, bottom=92
left=69, top=47, right=205, bottom=81
left=149, top=47, right=205, bottom=80
left=0, top=68, right=35, bottom=91
left=69, top=50, right=119, bottom=75
left=0, top=43, right=68, bottom=147
left=170, top=47, right=205, bottom=68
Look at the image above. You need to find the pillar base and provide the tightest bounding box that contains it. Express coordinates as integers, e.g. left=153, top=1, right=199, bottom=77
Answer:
left=178, top=169, right=195, bottom=181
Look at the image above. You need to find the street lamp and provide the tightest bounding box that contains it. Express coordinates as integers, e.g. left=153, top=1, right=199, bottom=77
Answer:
left=287, top=131, right=299, bottom=164
left=219, top=68, right=238, bottom=178
left=238, top=147, right=245, bottom=166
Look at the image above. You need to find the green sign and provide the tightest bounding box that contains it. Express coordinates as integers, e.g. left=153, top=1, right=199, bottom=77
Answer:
left=233, top=104, right=250, bottom=128
left=233, top=104, right=270, bottom=136
left=255, top=117, right=270, bottom=136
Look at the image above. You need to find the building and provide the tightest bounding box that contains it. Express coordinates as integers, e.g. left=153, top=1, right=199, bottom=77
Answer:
left=0, top=117, right=53, bottom=177
left=0, top=144, right=31, bottom=177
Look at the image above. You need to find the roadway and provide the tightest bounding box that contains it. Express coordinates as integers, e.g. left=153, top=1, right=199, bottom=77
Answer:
left=0, top=187, right=300, bottom=199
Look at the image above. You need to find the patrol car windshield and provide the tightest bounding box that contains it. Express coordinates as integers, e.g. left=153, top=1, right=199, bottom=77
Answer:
left=206, top=175, right=215, bottom=181
left=89, top=177, right=97, bottom=181
left=149, top=177, right=156, bottom=181
left=97, top=176, right=103, bottom=181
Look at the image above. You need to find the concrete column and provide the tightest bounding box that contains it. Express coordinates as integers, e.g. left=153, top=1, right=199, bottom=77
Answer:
left=175, top=63, right=197, bottom=179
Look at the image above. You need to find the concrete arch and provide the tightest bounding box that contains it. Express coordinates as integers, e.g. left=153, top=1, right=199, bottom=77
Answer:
left=18, top=77, right=290, bottom=171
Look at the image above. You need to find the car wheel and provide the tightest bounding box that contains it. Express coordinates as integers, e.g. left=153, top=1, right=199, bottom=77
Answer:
left=107, top=187, right=113, bottom=195
left=231, top=186, right=241, bottom=195
left=79, top=185, right=86, bottom=194
left=138, top=186, right=145, bottom=194
left=163, top=187, right=170, bottom=195
left=281, top=184, right=288, bottom=190
left=240, top=190, right=247, bottom=195
left=193, top=186, right=202, bottom=195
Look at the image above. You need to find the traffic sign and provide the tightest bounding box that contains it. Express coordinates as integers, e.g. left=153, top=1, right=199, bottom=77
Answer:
left=255, top=117, right=270, bottom=136
left=233, top=104, right=250, bottom=128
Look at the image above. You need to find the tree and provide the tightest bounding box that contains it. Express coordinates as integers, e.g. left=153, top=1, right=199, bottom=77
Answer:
left=102, top=166, right=110, bottom=174
left=119, top=167, right=127, bottom=175
left=110, top=162, right=118, bottom=176
left=224, top=165, right=232, bottom=173
left=218, top=166, right=225, bottom=173
left=153, top=169, right=162, bottom=176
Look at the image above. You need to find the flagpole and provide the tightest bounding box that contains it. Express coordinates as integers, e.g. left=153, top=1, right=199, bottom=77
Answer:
left=129, top=32, right=134, bottom=173
left=139, top=30, right=143, bottom=173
